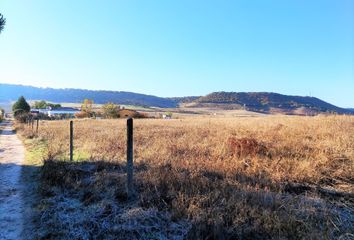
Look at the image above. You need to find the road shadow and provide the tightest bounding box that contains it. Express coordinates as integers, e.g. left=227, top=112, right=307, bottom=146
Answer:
left=0, top=162, right=40, bottom=240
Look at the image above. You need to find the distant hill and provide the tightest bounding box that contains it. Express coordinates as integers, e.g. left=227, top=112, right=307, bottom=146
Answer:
left=177, top=92, right=351, bottom=115
left=168, top=96, right=201, bottom=104
left=0, top=83, right=177, bottom=108
left=0, top=84, right=350, bottom=115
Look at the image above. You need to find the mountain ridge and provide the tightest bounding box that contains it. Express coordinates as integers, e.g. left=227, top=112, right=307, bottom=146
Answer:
left=0, top=83, right=351, bottom=115
left=0, top=83, right=177, bottom=108
left=183, top=91, right=351, bottom=115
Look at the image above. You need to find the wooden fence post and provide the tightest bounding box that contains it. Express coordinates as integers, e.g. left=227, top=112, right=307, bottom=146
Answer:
left=70, top=120, right=73, bottom=161
left=36, top=119, right=39, bottom=134
left=126, top=118, right=134, bottom=199
left=31, top=118, right=34, bottom=131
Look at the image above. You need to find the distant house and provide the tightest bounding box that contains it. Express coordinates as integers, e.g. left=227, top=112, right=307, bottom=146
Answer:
left=30, top=107, right=80, bottom=117
left=47, top=107, right=80, bottom=117
left=161, top=112, right=173, bottom=119
left=30, top=109, right=40, bottom=114
left=162, top=114, right=172, bottom=119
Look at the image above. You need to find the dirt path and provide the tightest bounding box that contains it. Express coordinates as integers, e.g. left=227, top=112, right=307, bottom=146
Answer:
left=0, top=120, right=25, bottom=240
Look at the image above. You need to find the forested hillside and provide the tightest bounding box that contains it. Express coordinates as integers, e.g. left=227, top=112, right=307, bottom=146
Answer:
left=0, top=83, right=177, bottom=108
left=181, top=92, right=351, bottom=114
left=1, top=84, right=350, bottom=114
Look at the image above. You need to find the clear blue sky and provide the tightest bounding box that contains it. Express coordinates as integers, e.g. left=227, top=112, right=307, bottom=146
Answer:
left=0, top=0, right=353, bottom=107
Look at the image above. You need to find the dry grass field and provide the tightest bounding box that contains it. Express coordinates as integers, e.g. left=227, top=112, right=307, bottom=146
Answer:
left=17, top=115, right=354, bottom=239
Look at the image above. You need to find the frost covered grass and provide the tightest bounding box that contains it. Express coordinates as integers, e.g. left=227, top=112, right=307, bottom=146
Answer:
left=37, top=161, right=190, bottom=240
left=16, top=115, right=354, bottom=239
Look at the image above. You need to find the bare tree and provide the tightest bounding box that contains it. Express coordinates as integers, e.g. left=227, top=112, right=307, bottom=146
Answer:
left=0, top=13, right=6, bottom=34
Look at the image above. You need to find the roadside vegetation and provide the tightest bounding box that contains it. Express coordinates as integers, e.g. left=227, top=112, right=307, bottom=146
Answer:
left=12, top=96, right=31, bottom=123
left=15, top=115, right=354, bottom=239
left=0, top=108, right=4, bottom=122
left=32, top=100, right=61, bottom=109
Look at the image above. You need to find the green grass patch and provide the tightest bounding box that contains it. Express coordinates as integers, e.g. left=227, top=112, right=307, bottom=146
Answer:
left=72, top=149, right=91, bottom=161
left=24, top=138, right=48, bottom=166
left=23, top=137, right=92, bottom=163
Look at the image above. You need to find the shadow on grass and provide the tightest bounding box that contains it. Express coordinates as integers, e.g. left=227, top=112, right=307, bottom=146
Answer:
left=1, top=158, right=352, bottom=239
left=14, top=159, right=350, bottom=240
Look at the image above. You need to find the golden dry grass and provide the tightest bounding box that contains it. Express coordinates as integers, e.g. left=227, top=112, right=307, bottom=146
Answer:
left=24, top=115, right=354, bottom=187
left=17, top=115, right=354, bottom=239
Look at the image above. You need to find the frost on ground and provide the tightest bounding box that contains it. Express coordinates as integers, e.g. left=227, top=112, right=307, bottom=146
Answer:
left=35, top=160, right=354, bottom=240
left=0, top=121, right=26, bottom=240
left=38, top=195, right=190, bottom=239
left=36, top=161, right=190, bottom=240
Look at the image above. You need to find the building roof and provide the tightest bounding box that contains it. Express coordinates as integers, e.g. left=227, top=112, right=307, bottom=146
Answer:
left=49, top=107, right=80, bottom=111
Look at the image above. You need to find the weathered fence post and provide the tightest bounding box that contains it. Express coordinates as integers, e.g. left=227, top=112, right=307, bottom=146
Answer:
left=31, top=118, right=34, bottom=131
left=36, top=119, right=39, bottom=134
left=126, top=118, right=134, bottom=199
left=70, top=120, right=73, bottom=161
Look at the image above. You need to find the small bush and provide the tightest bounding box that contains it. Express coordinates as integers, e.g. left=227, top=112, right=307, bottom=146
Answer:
left=15, top=112, right=32, bottom=123
left=227, top=137, right=270, bottom=158
left=74, top=111, right=91, bottom=118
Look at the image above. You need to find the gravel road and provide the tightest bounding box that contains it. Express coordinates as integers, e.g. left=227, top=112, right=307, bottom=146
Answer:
left=0, top=120, right=25, bottom=240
